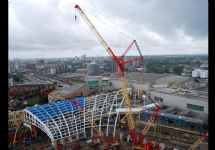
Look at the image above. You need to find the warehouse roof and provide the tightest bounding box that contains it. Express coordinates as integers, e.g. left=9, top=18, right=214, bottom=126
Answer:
left=58, top=84, right=87, bottom=95
left=110, top=72, right=189, bottom=83
left=155, top=76, right=189, bottom=84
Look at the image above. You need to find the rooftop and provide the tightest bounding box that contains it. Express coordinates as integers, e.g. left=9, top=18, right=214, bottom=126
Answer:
left=151, top=88, right=208, bottom=101
left=58, top=84, right=87, bottom=95
left=110, top=72, right=189, bottom=83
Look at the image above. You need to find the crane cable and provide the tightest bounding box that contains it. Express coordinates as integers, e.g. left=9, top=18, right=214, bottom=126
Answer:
left=153, top=118, right=157, bottom=141
left=81, top=8, right=134, bottom=40
left=159, top=119, right=161, bottom=143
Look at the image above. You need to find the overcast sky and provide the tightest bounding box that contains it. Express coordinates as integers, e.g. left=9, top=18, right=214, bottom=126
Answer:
left=9, top=0, right=208, bottom=59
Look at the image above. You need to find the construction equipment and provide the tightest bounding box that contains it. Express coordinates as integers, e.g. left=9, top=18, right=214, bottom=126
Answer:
left=90, top=127, right=100, bottom=147
left=188, top=134, right=207, bottom=150
left=119, top=114, right=129, bottom=130
left=75, top=5, right=143, bottom=148
left=13, top=111, right=23, bottom=145
left=75, top=5, right=161, bottom=150
left=126, top=71, right=161, bottom=148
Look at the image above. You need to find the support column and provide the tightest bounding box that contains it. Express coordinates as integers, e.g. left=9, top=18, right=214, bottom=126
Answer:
left=139, top=114, right=141, bottom=119
left=84, top=132, right=86, bottom=138
left=60, top=138, right=65, bottom=145
left=76, top=134, right=79, bottom=141
left=91, top=128, right=94, bottom=137
left=68, top=137, right=73, bottom=143
left=127, top=135, right=131, bottom=142
left=113, top=131, right=115, bottom=138
left=51, top=141, right=57, bottom=148
left=119, top=133, right=123, bottom=140
left=106, top=130, right=108, bottom=137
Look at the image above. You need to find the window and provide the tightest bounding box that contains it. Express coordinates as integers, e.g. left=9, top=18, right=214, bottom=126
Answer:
left=187, top=104, right=204, bottom=111
left=154, top=96, right=163, bottom=102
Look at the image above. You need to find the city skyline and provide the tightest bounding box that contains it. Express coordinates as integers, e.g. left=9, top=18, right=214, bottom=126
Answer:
left=9, top=0, right=208, bottom=59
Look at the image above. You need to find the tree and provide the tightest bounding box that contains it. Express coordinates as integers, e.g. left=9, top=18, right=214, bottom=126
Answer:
left=53, top=82, right=57, bottom=85
left=173, top=66, right=183, bottom=74
left=162, top=66, right=170, bottom=73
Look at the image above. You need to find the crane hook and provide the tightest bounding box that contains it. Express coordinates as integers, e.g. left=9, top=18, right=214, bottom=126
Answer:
left=75, top=9, right=77, bottom=20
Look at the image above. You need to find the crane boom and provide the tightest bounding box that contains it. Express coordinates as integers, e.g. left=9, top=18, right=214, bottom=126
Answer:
left=126, top=71, right=160, bottom=145
left=75, top=5, right=139, bottom=145
left=13, top=111, right=23, bottom=144
left=188, top=134, right=207, bottom=150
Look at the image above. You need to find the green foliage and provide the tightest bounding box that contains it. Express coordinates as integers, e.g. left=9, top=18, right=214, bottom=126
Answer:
left=173, top=66, right=183, bottom=74
left=162, top=66, right=170, bottom=73
left=16, top=103, right=36, bottom=110
left=53, top=82, right=57, bottom=85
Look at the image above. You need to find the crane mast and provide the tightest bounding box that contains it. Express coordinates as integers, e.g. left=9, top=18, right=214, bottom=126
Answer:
left=74, top=5, right=141, bottom=145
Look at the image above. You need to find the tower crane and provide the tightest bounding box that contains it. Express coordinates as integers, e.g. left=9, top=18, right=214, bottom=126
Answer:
left=74, top=5, right=143, bottom=148
left=188, top=134, right=207, bottom=150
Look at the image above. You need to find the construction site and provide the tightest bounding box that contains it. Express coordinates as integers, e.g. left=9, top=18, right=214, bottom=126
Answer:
left=10, top=5, right=208, bottom=150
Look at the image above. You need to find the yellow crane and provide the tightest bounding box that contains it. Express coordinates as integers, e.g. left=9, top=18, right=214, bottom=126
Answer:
left=74, top=5, right=143, bottom=148
left=188, top=134, right=207, bottom=150
left=74, top=5, right=161, bottom=150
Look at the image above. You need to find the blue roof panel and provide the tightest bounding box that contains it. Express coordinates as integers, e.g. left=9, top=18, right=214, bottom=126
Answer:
left=26, top=97, right=85, bottom=122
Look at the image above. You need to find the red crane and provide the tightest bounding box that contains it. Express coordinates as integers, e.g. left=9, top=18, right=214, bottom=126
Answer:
left=74, top=5, right=143, bottom=147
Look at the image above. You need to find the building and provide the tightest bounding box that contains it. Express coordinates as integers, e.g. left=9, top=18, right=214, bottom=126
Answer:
left=37, top=59, right=44, bottom=65
left=87, top=62, right=100, bottom=76
left=109, top=72, right=208, bottom=113
left=48, top=84, right=90, bottom=103
left=192, top=69, right=208, bottom=78
left=86, top=76, right=102, bottom=90
left=86, top=76, right=112, bottom=91
left=23, top=89, right=129, bottom=146
left=75, top=56, right=79, bottom=61
left=148, top=88, right=208, bottom=114
left=8, top=110, right=24, bottom=128
left=111, top=59, right=117, bottom=73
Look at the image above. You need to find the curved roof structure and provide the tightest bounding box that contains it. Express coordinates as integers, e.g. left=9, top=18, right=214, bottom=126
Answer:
left=24, top=89, right=130, bottom=141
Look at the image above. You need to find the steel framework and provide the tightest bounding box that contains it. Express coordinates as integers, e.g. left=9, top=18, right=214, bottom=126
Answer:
left=24, top=89, right=131, bottom=141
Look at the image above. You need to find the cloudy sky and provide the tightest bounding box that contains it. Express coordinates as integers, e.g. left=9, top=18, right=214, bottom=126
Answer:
left=9, top=0, right=208, bottom=59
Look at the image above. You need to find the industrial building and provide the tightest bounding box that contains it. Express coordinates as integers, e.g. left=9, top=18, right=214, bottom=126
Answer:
left=86, top=76, right=112, bottom=91
left=192, top=69, right=208, bottom=78
left=110, top=72, right=191, bottom=92
left=148, top=88, right=208, bottom=114
left=48, top=84, right=90, bottom=103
